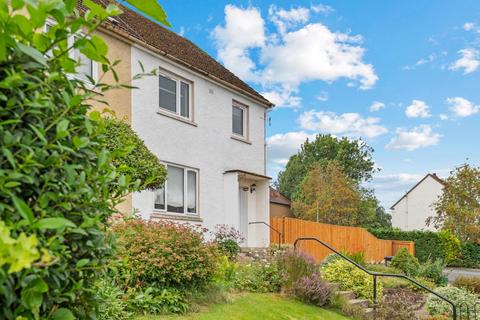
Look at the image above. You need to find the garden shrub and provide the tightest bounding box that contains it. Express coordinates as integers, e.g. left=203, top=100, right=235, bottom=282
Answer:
left=113, top=219, right=219, bottom=290
left=211, top=224, right=244, bottom=260
left=391, top=248, right=420, bottom=276
left=95, top=279, right=132, bottom=320
left=277, top=249, right=317, bottom=292
left=127, top=287, right=188, bottom=315
left=103, top=117, right=166, bottom=191
left=451, top=242, right=480, bottom=268
left=0, top=1, right=136, bottom=318
left=322, top=259, right=383, bottom=301
left=375, top=299, right=417, bottom=320
left=426, top=286, right=478, bottom=316
left=321, top=253, right=340, bottom=266
left=369, top=228, right=444, bottom=262
left=418, top=259, right=447, bottom=286
left=292, top=273, right=332, bottom=306
left=438, top=230, right=461, bottom=264
left=234, top=260, right=283, bottom=293
left=344, top=251, right=367, bottom=266
left=452, top=276, right=480, bottom=294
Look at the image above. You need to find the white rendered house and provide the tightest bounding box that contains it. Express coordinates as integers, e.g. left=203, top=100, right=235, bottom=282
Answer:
left=91, top=1, right=274, bottom=247
left=390, top=173, right=445, bottom=231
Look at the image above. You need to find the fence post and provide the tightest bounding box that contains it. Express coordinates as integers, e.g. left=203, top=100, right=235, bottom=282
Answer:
left=373, top=275, right=377, bottom=308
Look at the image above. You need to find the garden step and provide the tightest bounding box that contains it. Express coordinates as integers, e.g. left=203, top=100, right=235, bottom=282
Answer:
left=337, top=290, right=356, bottom=300
left=347, top=298, right=369, bottom=308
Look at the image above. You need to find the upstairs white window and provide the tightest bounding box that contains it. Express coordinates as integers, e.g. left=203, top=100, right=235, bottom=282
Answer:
left=232, top=101, right=247, bottom=138
left=154, top=164, right=198, bottom=215
left=159, top=72, right=191, bottom=119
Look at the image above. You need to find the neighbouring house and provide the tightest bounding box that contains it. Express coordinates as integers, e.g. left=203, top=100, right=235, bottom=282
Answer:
left=78, top=0, right=274, bottom=247
left=269, top=187, right=294, bottom=219
left=390, top=173, right=445, bottom=231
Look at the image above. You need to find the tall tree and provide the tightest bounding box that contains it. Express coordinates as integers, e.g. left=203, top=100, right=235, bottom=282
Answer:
left=428, top=164, right=480, bottom=243
left=291, top=162, right=361, bottom=226
left=276, top=135, right=376, bottom=201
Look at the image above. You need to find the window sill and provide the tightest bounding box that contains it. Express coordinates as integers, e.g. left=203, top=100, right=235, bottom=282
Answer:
left=231, top=135, right=251, bottom=145
left=151, top=212, right=203, bottom=223
left=157, top=109, right=197, bottom=127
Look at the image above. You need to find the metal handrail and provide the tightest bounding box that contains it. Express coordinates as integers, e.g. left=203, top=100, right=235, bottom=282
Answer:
left=293, top=237, right=457, bottom=320
left=248, top=221, right=282, bottom=249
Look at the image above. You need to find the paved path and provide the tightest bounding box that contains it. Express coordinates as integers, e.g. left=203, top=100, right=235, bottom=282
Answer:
left=443, top=267, right=480, bottom=282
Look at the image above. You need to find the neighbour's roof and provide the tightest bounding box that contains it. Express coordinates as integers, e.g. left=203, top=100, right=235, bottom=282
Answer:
left=390, top=173, right=445, bottom=210
left=78, top=0, right=273, bottom=107
left=269, top=187, right=291, bottom=206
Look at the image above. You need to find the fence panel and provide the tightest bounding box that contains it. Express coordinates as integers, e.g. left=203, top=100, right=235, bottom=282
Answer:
left=271, top=217, right=414, bottom=263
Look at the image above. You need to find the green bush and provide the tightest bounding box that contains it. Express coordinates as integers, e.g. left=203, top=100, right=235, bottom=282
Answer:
left=451, top=242, right=480, bottom=268
left=322, top=259, right=383, bottom=301
left=0, top=1, right=133, bottom=318
left=452, top=276, right=480, bottom=294
left=438, top=230, right=461, bottom=264
left=127, top=287, right=188, bottom=315
left=234, top=260, right=283, bottom=293
left=391, top=248, right=420, bottom=276
left=113, top=219, right=219, bottom=290
left=95, top=279, right=132, bottom=320
left=369, top=228, right=444, bottom=263
left=213, top=255, right=238, bottom=289
left=211, top=225, right=244, bottom=260
left=418, top=260, right=447, bottom=286
left=277, top=249, right=318, bottom=293
left=103, top=117, right=166, bottom=191
left=427, top=286, right=478, bottom=317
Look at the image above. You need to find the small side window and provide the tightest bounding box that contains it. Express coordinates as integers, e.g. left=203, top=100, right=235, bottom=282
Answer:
left=232, top=102, right=247, bottom=137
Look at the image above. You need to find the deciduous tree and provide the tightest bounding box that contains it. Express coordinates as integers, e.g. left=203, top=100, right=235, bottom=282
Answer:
left=292, top=162, right=361, bottom=226
left=428, top=164, right=480, bottom=243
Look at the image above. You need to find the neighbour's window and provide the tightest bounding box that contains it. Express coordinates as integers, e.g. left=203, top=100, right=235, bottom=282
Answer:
left=154, top=164, right=198, bottom=215
left=232, top=101, right=247, bottom=137
left=73, top=35, right=94, bottom=80
left=159, top=71, right=191, bottom=118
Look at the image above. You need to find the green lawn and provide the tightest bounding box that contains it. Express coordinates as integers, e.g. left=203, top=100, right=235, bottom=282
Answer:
left=135, top=293, right=350, bottom=320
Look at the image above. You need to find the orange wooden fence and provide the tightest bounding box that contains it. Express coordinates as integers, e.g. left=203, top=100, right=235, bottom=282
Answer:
left=270, top=217, right=414, bottom=263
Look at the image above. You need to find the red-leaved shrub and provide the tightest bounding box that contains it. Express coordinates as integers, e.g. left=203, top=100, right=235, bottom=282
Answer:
left=113, top=219, right=219, bottom=289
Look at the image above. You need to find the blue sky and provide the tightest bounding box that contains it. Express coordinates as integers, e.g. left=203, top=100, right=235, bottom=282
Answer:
left=158, top=0, right=480, bottom=208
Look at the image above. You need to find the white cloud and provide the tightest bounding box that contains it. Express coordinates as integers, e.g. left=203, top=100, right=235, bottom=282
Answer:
left=449, top=48, right=480, bottom=74
left=269, top=5, right=310, bottom=34
left=386, top=125, right=441, bottom=151
left=212, top=5, right=378, bottom=108
left=298, top=110, right=388, bottom=138
left=262, top=87, right=302, bottom=108
left=369, top=101, right=385, bottom=112
left=212, top=5, right=266, bottom=81
left=439, top=114, right=449, bottom=121
left=446, top=97, right=480, bottom=117
left=316, top=91, right=329, bottom=101
left=266, top=131, right=316, bottom=177
left=464, top=22, right=476, bottom=31
left=311, top=4, right=334, bottom=14
left=405, top=100, right=431, bottom=118
left=367, top=173, right=424, bottom=207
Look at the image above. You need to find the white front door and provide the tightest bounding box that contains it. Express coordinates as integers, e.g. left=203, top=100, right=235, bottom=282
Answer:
left=239, top=187, right=248, bottom=245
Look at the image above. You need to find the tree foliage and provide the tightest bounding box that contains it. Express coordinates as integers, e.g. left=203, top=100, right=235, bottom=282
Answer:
left=276, top=135, right=376, bottom=201
left=102, top=117, right=166, bottom=191
left=291, top=162, right=361, bottom=225
left=428, top=163, right=480, bottom=243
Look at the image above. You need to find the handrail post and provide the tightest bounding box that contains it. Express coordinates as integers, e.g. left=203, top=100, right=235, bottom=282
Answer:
left=373, top=275, right=377, bottom=308
left=248, top=221, right=282, bottom=249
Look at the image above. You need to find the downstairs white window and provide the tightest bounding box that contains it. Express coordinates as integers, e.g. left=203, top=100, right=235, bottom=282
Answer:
left=154, top=164, right=198, bottom=215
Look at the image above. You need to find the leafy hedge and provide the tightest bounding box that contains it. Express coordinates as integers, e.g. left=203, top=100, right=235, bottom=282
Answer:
left=369, top=228, right=480, bottom=267
left=103, top=117, right=166, bottom=191
left=369, top=228, right=444, bottom=262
